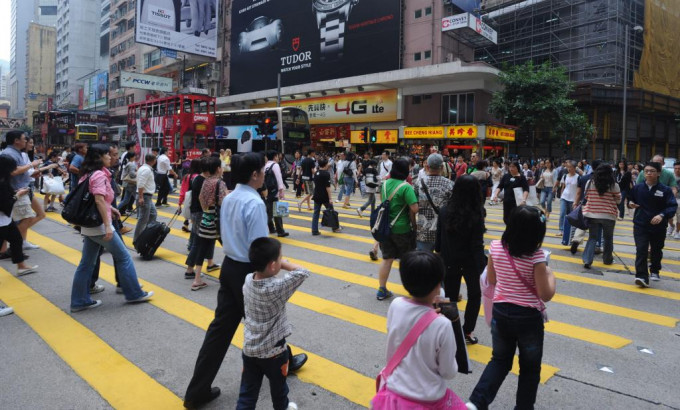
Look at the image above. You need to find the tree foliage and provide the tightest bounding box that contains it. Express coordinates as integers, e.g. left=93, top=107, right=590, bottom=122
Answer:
left=489, top=61, right=591, bottom=150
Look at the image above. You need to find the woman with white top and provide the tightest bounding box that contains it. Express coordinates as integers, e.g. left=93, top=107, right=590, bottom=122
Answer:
left=559, top=161, right=579, bottom=240
left=538, top=159, right=556, bottom=220
left=70, top=145, right=153, bottom=312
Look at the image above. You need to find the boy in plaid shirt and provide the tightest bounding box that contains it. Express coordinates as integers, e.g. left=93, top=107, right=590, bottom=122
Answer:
left=237, top=237, right=309, bottom=410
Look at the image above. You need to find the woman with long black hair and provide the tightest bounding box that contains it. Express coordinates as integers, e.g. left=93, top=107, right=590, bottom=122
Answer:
left=582, top=163, right=621, bottom=268
left=435, top=174, right=486, bottom=344
left=615, top=160, right=632, bottom=220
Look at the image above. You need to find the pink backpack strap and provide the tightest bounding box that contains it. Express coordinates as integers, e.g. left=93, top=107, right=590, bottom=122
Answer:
left=383, top=309, right=439, bottom=378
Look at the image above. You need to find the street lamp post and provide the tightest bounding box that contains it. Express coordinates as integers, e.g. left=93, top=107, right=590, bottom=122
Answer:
left=621, top=24, right=643, bottom=161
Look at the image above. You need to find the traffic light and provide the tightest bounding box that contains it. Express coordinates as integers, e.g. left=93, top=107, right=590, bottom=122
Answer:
left=566, top=139, right=571, bottom=146
left=370, top=129, right=377, bottom=143
left=255, top=117, right=265, bottom=136
left=256, top=116, right=278, bottom=137
left=362, top=127, right=369, bottom=143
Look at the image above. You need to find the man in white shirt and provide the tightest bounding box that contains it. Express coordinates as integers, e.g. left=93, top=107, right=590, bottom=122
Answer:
left=264, top=151, right=289, bottom=237
left=134, top=154, right=158, bottom=242
left=379, top=151, right=393, bottom=180
left=155, top=147, right=177, bottom=207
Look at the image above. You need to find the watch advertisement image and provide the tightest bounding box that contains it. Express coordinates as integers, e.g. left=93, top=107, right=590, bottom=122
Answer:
left=230, top=0, right=401, bottom=95
left=136, top=0, right=219, bottom=58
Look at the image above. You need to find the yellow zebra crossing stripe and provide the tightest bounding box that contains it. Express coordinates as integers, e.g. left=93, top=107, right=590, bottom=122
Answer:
left=0, top=267, right=184, bottom=409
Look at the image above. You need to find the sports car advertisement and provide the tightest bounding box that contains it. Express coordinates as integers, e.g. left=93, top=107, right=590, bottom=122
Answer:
left=230, top=0, right=401, bottom=95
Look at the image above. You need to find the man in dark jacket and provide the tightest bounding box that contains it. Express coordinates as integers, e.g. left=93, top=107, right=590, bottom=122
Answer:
left=628, top=161, right=678, bottom=288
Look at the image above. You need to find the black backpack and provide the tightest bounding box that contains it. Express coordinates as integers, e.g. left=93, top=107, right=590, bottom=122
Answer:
left=61, top=173, right=103, bottom=227
left=264, top=164, right=278, bottom=197
left=342, top=161, right=354, bottom=176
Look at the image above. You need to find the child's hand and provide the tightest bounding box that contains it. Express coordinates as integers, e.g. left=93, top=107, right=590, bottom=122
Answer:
left=280, top=259, right=304, bottom=272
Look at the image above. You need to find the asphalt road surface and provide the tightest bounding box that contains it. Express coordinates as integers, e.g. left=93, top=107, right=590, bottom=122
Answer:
left=1, top=189, right=679, bottom=409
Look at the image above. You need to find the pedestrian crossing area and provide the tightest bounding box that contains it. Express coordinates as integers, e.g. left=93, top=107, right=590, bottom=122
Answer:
left=2, top=190, right=679, bottom=409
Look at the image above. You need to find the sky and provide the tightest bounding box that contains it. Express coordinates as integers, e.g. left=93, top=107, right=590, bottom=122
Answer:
left=0, top=0, right=9, bottom=61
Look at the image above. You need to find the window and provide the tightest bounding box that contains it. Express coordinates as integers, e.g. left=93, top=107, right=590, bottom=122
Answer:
left=425, top=7, right=432, bottom=16
left=184, top=98, right=192, bottom=113
left=40, top=6, right=57, bottom=15
left=414, top=52, right=421, bottom=61
left=414, top=9, right=422, bottom=18
left=441, top=93, right=475, bottom=124
left=424, top=50, right=431, bottom=59
left=412, top=95, right=422, bottom=105
left=144, top=49, right=161, bottom=69
left=423, top=94, right=432, bottom=100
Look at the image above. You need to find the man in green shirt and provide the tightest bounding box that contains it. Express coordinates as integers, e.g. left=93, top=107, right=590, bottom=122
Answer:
left=376, top=158, right=419, bottom=300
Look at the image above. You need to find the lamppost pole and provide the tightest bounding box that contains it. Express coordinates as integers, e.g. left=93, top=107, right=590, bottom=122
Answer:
left=621, top=24, right=629, bottom=161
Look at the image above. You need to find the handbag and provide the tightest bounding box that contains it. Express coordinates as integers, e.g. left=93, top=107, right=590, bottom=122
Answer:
left=43, top=175, right=66, bottom=195
left=198, top=182, right=221, bottom=239
left=372, top=309, right=467, bottom=410
left=501, top=246, right=549, bottom=323
left=61, top=173, right=103, bottom=227
left=182, top=190, right=193, bottom=220
left=321, top=208, right=340, bottom=230
left=273, top=200, right=289, bottom=218
left=566, top=180, right=591, bottom=230
left=536, top=178, right=545, bottom=189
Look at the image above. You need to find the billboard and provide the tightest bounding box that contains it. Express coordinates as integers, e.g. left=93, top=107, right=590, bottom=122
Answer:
left=120, top=71, right=174, bottom=92
left=215, top=125, right=276, bottom=153
left=230, top=0, right=401, bottom=95
left=136, top=0, right=218, bottom=57
left=82, top=72, right=108, bottom=110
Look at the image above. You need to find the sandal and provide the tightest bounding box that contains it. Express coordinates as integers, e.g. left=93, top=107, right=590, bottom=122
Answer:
left=191, top=282, right=208, bottom=291
left=369, top=250, right=378, bottom=261
left=465, top=334, right=479, bottom=345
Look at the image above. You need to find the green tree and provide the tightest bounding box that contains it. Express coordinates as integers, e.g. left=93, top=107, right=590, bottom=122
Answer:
left=489, top=61, right=591, bottom=153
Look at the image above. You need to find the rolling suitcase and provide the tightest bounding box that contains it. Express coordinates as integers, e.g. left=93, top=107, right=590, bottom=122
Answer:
left=134, top=210, right=179, bottom=260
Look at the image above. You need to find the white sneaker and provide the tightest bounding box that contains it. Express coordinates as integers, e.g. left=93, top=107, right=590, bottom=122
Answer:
left=22, top=241, right=40, bottom=250
left=674, top=232, right=680, bottom=240
left=0, top=305, right=14, bottom=317
left=667, top=225, right=674, bottom=236
left=287, top=402, right=298, bottom=410
left=465, top=403, right=478, bottom=410
left=17, top=265, right=39, bottom=276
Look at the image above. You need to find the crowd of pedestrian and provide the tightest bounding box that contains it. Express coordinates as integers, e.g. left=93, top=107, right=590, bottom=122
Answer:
left=1, top=128, right=678, bottom=409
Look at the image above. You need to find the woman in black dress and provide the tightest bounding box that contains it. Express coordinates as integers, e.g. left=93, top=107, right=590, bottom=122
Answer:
left=492, top=161, right=529, bottom=225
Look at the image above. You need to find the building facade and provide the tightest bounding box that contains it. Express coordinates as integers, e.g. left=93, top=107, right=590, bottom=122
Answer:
left=55, top=0, right=106, bottom=108
left=25, top=23, right=57, bottom=119
left=475, top=0, right=680, bottom=161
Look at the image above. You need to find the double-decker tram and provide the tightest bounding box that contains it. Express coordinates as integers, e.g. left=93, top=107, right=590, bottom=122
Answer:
left=214, top=107, right=310, bottom=156
left=32, top=110, right=108, bottom=153
left=127, top=94, right=216, bottom=161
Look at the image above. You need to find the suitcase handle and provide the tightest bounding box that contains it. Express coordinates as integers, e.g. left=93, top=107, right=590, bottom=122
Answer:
left=167, top=208, right=181, bottom=229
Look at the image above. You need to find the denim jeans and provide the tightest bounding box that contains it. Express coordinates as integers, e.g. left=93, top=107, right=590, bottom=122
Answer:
left=133, top=194, right=157, bottom=242
left=583, top=218, right=615, bottom=265
left=118, top=184, right=136, bottom=213
left=539, top=187, right=553, bottom=213
left=617, top=190, right=628, bottom=218
left=236, top=349, right=290, bottom=410
left=342, top=176, right=354, bottom=197
left=469, top=303, right=544, bottom=410
left=359, top=192, right=376, bottom=213
left=71, top=231, right=145, bottom=308
left=558, top=198, right=573, bottom=232
left=311, top=201, right=333, bottom=233
left=633, top=227, right=666, bottom=280
left=416, top=241, right=435, bottom=252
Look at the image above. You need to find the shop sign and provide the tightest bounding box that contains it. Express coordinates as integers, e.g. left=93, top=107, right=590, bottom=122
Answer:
left=350, top=129, right=398, bottom=144
left=446, top=125, right=478, bottom=139
left=486, top=126, right=515, bottom=142
left=402, top=126, right=445, bottom=139
left=254, top=89, right=398, bottom=125
left=311, top=126, right=338, bottom=140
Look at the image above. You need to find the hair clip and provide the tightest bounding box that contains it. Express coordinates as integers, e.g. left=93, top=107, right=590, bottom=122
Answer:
left=539, top=214, right=547, bottom=224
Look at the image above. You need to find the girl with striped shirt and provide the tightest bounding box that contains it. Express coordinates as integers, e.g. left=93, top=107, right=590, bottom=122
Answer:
left=467, top=206, right=556, bottom=410
left=582, top=163, right=621, bottom=268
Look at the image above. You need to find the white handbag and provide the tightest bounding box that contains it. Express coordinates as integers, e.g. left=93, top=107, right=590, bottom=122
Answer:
left=43, top=175, right=66, bottom=195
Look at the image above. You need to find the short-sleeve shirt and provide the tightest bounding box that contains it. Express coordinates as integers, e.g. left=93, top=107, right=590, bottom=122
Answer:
left=498, top=173, right=529, bottom=203
left=301, top=157, right=316, bottom=180
left=490, top=240, right=546, bottom=311
left=382, top=178, right=418, bottom=235
left=1, top=146, right=31, bottom=190
left=312, top=169, right=331, bottom=203
left=561, top=174, right=579, bottom=202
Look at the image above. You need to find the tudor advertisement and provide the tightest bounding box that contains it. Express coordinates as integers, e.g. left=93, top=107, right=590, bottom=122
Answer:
left=230, top=0, right=401, bottom=95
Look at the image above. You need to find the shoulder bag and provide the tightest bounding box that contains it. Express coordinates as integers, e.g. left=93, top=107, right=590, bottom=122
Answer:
left=566, top=180, right=591, bottom=230
left=501, top=246, right=549, bottom=323
left=198, top=181, right=222, bottom=239
left=420, top=179, right=439, bottom=214
left=61, top=173, right=103, bottom=227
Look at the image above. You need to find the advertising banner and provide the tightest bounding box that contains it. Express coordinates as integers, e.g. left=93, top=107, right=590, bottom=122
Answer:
left=446, top=125, right=478, bottom=139
left=441, top=12, right=497, bottom=44
left=215, top=125, right=277, bottom=152
left=121, top=71, right=174, bottom=92
left=82, top=72, right=108, bottom=110
left=254, top=90, right=399, bottom=125
left=486, top=126, right=516, bottom=141
left=230, top=0, right=401, bottom=95
left=136, top=0, right=218, bottom=57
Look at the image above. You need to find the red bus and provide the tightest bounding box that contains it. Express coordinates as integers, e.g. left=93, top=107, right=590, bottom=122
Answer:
left=127, top=94, right=216, bottom=162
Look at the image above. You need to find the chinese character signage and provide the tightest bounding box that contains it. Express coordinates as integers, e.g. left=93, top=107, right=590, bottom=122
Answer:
left=446, top=125, right=478, bottom=139
left=136, top=0, right=218, bottom=58
left=351, top=129, right=398, bottom=144
left=254, top=90, right=399, bottom=124
left=121, top=72, right=174, bottom=92
left=486, top=126, right=516, bottom=141
left=230, top=0, right=401, bottom=94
